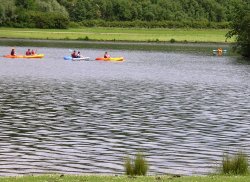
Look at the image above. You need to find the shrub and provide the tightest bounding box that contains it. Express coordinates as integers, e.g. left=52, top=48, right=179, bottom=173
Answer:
left=124, top=157, right=133, bottom=176
left=69, top=21, right=81, bottom=28
left=16, top=11, right=69, bottom=29
left=220, top=151, right=249, bottom=175
left=124, top=152, right=148, bottom=176
left=170, top=38, right=176, bottom=43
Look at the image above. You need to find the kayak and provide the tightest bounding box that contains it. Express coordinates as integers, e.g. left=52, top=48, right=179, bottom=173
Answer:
left=23, top=54, right=44, bottom=58
left=95, top=57, right=124, bottom=61
left=3, top=55, right=24, bottom=58
left=213, top=49, right=227, bottom=52
left=64, top=56, right=90, bottom=61
left=3, top=54, right=44, bottom=58
left=213, top=49, right=227, bottom=56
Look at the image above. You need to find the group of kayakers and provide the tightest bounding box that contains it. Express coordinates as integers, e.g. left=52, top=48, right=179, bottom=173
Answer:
left=25, top=49, right=36, bottom=56
left=10, top=48, right=36, bottom=56
left=71, top=50, right=82, bottom=58
left=71, top=50, right=110, bottom=58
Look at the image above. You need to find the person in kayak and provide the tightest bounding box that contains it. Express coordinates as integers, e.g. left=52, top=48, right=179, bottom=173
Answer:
left=217, top=48, right=223, bottom=56
left=77, top=51, right=82, bottom=58
left=26, top=49, right=32, bottom=56
left=10, top=48, right=16, bottom=56
left=31, top=49, right=35, bottom=55
left=104, top=51, right=110, bottom=58
left=71, top=50, right=77, bottom=58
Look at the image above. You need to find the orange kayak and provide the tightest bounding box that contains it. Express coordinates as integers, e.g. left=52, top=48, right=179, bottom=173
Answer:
left=95, top=57, right=124, bottom=61
left=3, top=54, right=44, bottom=58
left=3, top=55, right=24, bottom=58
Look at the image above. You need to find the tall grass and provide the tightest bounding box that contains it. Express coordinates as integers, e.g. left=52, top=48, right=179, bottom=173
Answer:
left=220, top=151, right=249, bottom=175
left=124, top=152, right=148, bottom=176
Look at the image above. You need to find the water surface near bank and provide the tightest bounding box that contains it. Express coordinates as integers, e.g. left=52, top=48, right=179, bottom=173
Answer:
left=0, top=46, right=249, bottom=176
left=0, top=38, right=233, bottom=55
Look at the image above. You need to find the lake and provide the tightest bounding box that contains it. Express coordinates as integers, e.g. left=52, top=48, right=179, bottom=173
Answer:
left=0, top=46, right=249, bottom=176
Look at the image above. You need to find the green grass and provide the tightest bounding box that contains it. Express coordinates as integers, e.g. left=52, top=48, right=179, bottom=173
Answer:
left=0, top=27, right=233, bottom=43
left=220, top=151, right=249, bottom=175
left=0, top=175, right=250, bottom=182
left=125, top=153, right=149, bottom=176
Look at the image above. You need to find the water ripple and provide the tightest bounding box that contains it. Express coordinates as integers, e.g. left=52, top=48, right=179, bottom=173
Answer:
left=0, top=47, right=250, bottom=176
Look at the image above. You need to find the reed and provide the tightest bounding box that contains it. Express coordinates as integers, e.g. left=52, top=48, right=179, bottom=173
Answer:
left=124, top=152, right=148, bottom=176
left=220, top=151, right=249, bottom=175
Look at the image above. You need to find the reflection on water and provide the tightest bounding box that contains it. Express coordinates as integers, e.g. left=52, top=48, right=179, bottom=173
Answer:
left=0, top=46, right=250, bottom=176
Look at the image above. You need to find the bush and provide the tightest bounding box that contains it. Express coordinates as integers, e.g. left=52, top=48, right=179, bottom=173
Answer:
left=170, top=38, right=176, bottom=43
left=124, top=152, right=148, bottom=176
left=15, top=11, right=69, bottom=29
left=220, top=151, right=249, bottom=175
left=69, top=21, right=81, bottom=28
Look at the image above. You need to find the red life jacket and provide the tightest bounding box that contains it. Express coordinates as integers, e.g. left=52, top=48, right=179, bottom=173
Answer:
left=26, top=51, right=31, bottom=55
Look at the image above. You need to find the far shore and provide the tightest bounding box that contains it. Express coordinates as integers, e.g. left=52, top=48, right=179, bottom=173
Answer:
left=0, top=27, right=232, bottom=43
left=0, top=27, right=235, bottom=55
left=0, top=38, right=234, bottom=56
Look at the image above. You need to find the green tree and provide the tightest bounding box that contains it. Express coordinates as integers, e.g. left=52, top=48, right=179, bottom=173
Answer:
left=15, top=0, right=35, bottom=10
left=226, top=2, right=250, bottom=58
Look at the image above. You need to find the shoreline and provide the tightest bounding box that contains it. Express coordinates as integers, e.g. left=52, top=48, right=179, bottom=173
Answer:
left=0, top=37, right=230, bottom=46
left=0, top=38, right=233, bottom=55
left=0, top=174, right=249, bottom=182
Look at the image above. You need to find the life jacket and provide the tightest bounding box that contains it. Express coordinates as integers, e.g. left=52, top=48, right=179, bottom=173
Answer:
left=26, top=51, right=31, bottom=55
left=104, top=54, right=110, bottom=58
left=217, top=48, right=223, bottom=56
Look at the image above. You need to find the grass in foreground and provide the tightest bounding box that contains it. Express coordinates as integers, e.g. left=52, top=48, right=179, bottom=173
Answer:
left=220, top=151, right=249, bottom=175
left=1, top=175, right=250, bottom=182
left=125, top=153, right=148, bottom=176
left=0, top=27, right=232, bottom=43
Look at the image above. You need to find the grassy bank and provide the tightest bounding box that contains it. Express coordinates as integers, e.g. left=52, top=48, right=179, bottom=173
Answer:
left=0, top=175, right=249, bottom=182
left=0, top=27, right=232, bottom=43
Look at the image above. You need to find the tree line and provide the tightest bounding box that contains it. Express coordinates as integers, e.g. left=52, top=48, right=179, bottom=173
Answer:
left=0, top=0, right=248, bottom=29
left=59, top=0, right=246, bottom=22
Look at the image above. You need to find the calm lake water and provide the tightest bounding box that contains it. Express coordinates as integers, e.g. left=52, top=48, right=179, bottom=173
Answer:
left=0, top=46, right=249, bottom=176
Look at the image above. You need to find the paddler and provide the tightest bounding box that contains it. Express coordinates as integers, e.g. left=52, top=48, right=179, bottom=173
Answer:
left=77, top=51, right=82, bottom=58
left=217, top=48, right=223, bottom=56
left=10, top=48, right=16, bottom=56
left=104, top=51, right=110, bottom=58
left=26, top=49, right=32, bottom=56
left=71, top=50, right=77, bottom=58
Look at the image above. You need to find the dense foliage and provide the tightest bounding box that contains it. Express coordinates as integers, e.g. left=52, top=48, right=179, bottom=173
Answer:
left=58, top=0, right=247, bottom=22
left=0, top=0, right=248, bottom=29
left=226, top=2, right=250, bottom=58
left=0, top=0, right=69, bottom=28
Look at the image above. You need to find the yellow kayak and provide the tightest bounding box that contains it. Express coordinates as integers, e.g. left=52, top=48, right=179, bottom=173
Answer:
left=95, top=57, right=124, bottom=61
left=23, top=54, right=44, bottom=58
